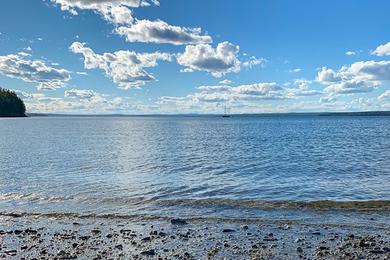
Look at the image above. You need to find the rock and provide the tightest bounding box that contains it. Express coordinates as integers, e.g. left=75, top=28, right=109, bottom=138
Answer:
left=5, top=250, right=17, bottom=256
left=159, top=231, right=167, bottom=237
left=171, top=219, right=188, bottom=225
left=263, top=237, right=277, bottom=242
left=222, top=229, right=235, bottom=233
left=242, top=225, right=249, bottom=230
left=359, top=240, right=369, bottom=247
left=80, top=236, right=90, bottom=240
left=115, top=244, right=123, bottom=250
left=24, top=228, right=37, bottom=234
left=141, top=236, right=151, bottom=242
left=297, top=247, right=303, bottom=253
left=370, top=249, right=384, bottom=254
left=312, top=231, right=321, bottom=235
left=14, top=230, right=23, bottom=235
left=140, top=249, right=156, bottom=256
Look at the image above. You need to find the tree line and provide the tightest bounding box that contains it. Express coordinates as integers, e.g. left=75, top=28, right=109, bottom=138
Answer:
left=0, top=88, right=26, bottom=117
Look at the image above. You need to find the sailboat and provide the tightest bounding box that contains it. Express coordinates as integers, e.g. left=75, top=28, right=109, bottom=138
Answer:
left=222, top=103, right=230, bottom=117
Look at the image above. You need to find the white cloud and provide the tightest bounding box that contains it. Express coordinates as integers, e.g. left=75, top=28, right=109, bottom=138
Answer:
left=0, top=54, right=71, bottom=90
left=218, top=79, right=232, bottom=85
left=177, top=41, right=241, bottom=77
left=345, top=51, right=356, bottom=56
left=52, top=0, right=212, bottom=46
left=51, top=0, right=159, bottom=24
left=324, top=80, right=378, bottom=95
left=372, top=41, right=390, bottom=56
left=317, top=67, right=342, bottom=83
left=69, top=42, right=171, bottom=89
left=319, top=95, right=337, bottom=103
left=348, top=60, right=390, bottom=81
left=65, top=88, right=98, bottom=99
left=285, top=79, right=322, bottom=97
left=242, top=56, right=267, bottom=69
left=317, top=60, right=390, bottom=96
left=179, top=68, right=194, bottom=73
left=24, top=46, right=33, bottom=52
left=288, top=68, right=302, bottom=73
left=196, top=85, right=232, bottom=92
left=14, top=89, right=146, bottom=114
left=160, top=80, right=323, bottom=113
left=378, top=90, right=390, bottom=101
left=115, top=19, right=212, bottom=45
left=232, top=82, right=283, bottom=98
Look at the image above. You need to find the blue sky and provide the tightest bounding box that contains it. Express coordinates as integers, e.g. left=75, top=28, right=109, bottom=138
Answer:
left=0, top=0, right=389, bottom=114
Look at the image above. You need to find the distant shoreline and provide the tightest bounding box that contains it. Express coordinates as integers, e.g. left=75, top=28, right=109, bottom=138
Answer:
left=26, top=111, right=390, bottom=117
left=0, top=114, right=28, bottom=118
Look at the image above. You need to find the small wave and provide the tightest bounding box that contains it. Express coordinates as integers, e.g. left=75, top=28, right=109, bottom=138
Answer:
left=2, top=192, right=390, bottom=211
left=155, top=198, right=390, bottom=211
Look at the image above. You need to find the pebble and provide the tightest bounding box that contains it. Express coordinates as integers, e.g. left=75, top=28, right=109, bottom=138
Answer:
left=171, top=219, right=188, bottom=225
left=141, top=249, right=156, bottom=256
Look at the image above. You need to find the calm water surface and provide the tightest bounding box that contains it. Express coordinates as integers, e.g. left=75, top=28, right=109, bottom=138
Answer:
left=1, top=115, right=389, bottom=219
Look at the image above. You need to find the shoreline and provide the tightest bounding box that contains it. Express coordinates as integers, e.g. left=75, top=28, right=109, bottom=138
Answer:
left=1, top=214, right=389, bottom=259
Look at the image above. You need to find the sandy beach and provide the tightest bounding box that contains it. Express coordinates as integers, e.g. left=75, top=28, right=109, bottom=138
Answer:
left=1, top=213, right=389, bottom=259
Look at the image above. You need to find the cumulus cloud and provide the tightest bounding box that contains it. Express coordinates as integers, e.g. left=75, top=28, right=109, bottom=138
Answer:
left=69, top=42, right=171, bottom=89
left=161, top=80, right=322, bottom=111
left=324, top=80, right=378, bottom=95
left=232, top=83, right=284, bottom=98
left=51, top=0, right=159, bottom=24
left=316, top=60, right=390, bottom=102
left=317, top=61, right=390, bottom=96
left=348, top=60, right=390, bottom=81
left=372, top=41, right=390, bottom=56
left=51, top=0, right=212, bottom=46
left=177, top=41, right=241, bottom=77
left=0, top=53, right=71, bottom=90
left=115, top=19, right=212, bottom=45
left=317, top=67, right=343, bottom=83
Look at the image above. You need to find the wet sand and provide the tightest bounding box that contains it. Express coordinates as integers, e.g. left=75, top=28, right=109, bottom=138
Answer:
left=1, top=214, right=389, bottom=259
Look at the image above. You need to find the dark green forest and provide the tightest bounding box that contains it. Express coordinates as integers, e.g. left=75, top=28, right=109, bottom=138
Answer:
left=0, top=88, right=26, bottom=117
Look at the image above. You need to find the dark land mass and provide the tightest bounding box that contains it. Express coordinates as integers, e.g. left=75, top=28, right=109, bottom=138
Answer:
left=0, top=88, right=26, bottom=117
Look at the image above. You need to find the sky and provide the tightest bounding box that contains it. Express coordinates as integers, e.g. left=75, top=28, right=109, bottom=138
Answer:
left=0, top=0, right=390, bottom=114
